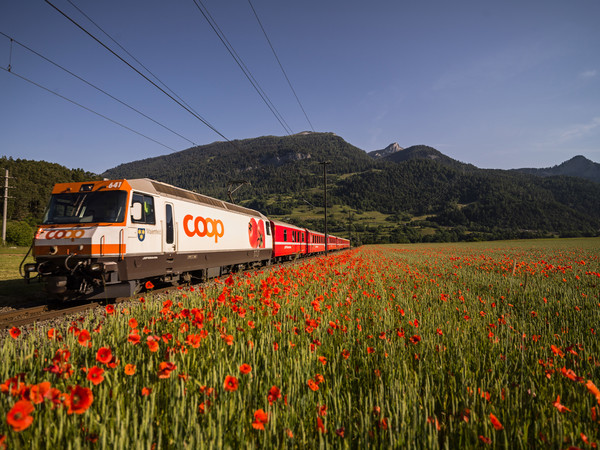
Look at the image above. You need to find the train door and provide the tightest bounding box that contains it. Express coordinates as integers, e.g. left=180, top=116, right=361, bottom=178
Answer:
left=164, top=203, right=176, bottom=253
left=129, top=192, right=161, bottom=255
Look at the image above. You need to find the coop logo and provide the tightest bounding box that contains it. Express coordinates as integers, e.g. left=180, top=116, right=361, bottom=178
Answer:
left=45, top=229, right=85, bottom=239
left=183, top=215, right=224, bottom=243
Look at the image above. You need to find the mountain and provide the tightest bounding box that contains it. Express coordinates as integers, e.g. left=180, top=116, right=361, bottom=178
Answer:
left=375, top=144, right=477, bottom=171
left=4, top=133, right=599, bottom=245
left=101, top=133, right=600, bottom=242
left=514, top=155, right=600, bottom=183
left=103, top=132, right=376, bottom=202
left=367, top=142, right=403, bottom=158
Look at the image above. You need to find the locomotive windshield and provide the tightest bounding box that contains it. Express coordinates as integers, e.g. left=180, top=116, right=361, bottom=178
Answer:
left=43, top=191, right=128, bottom=224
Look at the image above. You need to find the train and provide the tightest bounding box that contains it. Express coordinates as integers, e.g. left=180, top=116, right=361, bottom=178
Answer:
left=22, top=178, right=350, bottom=300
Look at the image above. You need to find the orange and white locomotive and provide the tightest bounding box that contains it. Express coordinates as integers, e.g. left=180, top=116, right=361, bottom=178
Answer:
left=24, top=178, right=349, bottom=300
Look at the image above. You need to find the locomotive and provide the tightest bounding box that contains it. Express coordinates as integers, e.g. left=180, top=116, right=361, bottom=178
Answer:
left=23, top=178, right=350, bottom=300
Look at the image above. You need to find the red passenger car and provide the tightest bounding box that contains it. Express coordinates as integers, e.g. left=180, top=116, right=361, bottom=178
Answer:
left=270, top=220, right=307, bottom=260
left=307, top=230, right=326, bottom=254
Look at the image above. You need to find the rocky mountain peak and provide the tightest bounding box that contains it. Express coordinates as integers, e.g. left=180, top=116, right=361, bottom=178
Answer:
left=368, top=142, right=403, bottom=158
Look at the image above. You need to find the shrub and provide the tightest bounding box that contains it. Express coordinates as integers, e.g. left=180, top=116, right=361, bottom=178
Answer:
left=5, top=220, right=34, bottom=247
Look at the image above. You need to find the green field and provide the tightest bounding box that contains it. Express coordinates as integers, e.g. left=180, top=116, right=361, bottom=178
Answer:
left=0, top=246, right=41, bottom=303
left=1, top=239, right=599, bottom=448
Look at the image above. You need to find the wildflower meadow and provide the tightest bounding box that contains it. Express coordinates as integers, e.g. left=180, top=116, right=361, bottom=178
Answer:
left=2, top=239, right=599, bottom=448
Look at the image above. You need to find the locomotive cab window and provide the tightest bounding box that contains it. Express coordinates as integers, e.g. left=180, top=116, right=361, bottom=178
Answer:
left=43, top=190, right=127, bottom=224
left=131, top=193, right=155, bottom=224
left=265, top=222, right=271, bottom=235
left=283, top=229, right=287, bottom=241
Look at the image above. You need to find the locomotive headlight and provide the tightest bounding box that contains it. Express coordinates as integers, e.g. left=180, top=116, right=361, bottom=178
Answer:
left=24, top=263, right=38, bottom=273
left=89, top=262, right=103, bottom=272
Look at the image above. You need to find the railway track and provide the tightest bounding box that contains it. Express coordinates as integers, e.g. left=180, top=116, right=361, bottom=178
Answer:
left=0, top=301, right=105, bottom=330
left=0, top=253, right=335, bottom=330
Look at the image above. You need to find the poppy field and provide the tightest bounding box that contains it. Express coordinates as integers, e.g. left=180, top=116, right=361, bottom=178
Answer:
left=2, top=239, right=600, bottom=448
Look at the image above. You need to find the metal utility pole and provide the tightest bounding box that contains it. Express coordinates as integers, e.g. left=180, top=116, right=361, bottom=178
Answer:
left=2, top=169, right=13, bottom=245
left=321, top=161, right=331, bottom=255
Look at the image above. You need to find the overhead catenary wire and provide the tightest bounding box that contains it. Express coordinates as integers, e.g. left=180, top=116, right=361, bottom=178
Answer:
left=0, top=31, right=198, bottom=148
left=247, top=0, right=315, bottom=132
left=1, top=66, right=178, bottom=152
left=63, top=0, right=212, bottom=132
left=44, top=0, right=232, bottom=143
left=190, top=0, right=294, bottom=135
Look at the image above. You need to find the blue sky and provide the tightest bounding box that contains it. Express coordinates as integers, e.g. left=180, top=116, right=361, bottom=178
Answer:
left=1, top=0, right=599, bottom=174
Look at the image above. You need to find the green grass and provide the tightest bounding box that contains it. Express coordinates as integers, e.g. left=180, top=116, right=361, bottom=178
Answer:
left=1, top=239, right=599, bottom=447
left=0, top=246, right=42, bottom=303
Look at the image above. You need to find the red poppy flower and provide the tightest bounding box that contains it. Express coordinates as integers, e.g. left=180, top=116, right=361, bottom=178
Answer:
left=128, top=318, right=138, bottom=329
left=66, top=385, right=93, bottom=415
left=267, top=386, right=281, bottom=405
left=586, top=380, right=600, bottom=404
left=552, top=395, right=571, bottom=413
left=86, top=366, right=105, bottom=385
left=224, top=375, right=239, bottom=392
left=158, top=362, right=177, bottom=379
left=9, top=327, right=21, bottom=339
left=96, top=347, right=112, bottom=365
left=78, top=329, right=92, bottom=347
left=239, top=364, right=252, bottom=374
left=307, top=379, right=319, bottom=391
left=47, top=328, right=57, bottom=340
left=252, top=409, right=268, bottom=430
left=317, top=417, right=326, bottom=433
left=141, top=387, right=152, bottom=396
left=479, top=436, right=492, bottom=444
left=489, top=413, right=503, bottom=431
left=105, top=304, right=115, bottom=315
left=145, top=281, right=154, bottom=290
left=29, top=381, right=51, bottom=404
left=146, top=337, right=159, bottom=352
left=128, top=332, right=141, bottom=345
left=409, top=335, right=421, bottom=344
left=6, top=399, right=34, bottom=431
left=124, top=364, right=136, bottom=376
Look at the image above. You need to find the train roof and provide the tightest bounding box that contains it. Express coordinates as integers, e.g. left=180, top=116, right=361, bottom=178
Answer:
left=269, top=219, right=306, bottom=231
left=126, top=179, right=266, bottom=219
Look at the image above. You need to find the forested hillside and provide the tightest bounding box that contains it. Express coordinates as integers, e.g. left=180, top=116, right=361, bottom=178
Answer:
left=104, top=133, right=378, bottom=200
left=3, top=132, right=599, bottom=246
left=0, top=157, right=99, bottom=245
left=103, top=132, right=600, bottom=243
